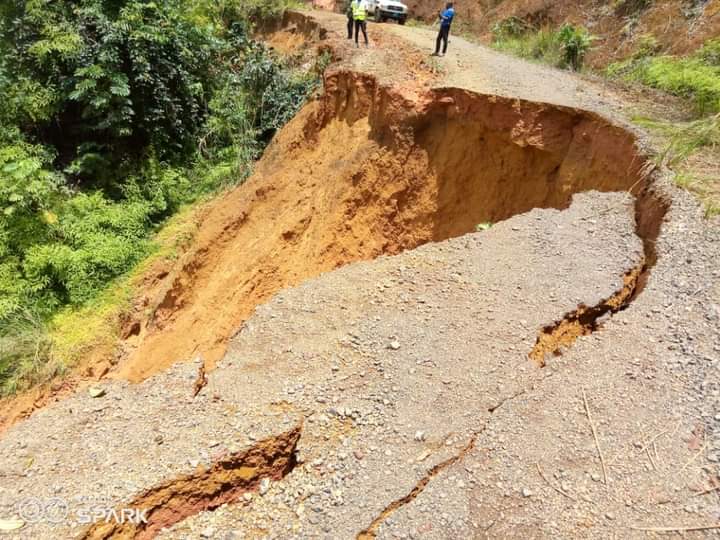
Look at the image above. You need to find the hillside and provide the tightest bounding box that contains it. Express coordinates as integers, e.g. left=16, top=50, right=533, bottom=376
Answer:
left=406, top=0, right=720, bottom=67
left=1, top=8, right=719, bottom=539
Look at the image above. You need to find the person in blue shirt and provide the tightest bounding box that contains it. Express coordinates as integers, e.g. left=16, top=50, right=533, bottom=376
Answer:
left=433, top=2, right=455, bottom=56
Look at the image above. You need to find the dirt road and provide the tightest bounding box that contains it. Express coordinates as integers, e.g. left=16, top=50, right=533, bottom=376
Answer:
left=1, top=10, right=719, bottom=540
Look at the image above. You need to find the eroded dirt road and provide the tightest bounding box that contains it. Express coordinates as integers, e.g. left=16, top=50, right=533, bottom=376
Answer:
left=1, top=9, right=719, bottom=540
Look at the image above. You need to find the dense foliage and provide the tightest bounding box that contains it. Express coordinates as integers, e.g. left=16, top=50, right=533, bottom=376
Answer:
left=491, top=19, right=594, bottom=72
left=0, top=0, right=319, bottom=393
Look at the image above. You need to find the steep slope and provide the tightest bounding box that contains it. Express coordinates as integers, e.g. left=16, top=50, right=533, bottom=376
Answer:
left=1, top=11, right=719, bottom=540
left=114, top=69, right=660, bottom=382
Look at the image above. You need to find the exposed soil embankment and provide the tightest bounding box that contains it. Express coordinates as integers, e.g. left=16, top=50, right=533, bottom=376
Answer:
left=256, top=10, right=329, bottom=55
left=115, top=69, right=666, bottom=383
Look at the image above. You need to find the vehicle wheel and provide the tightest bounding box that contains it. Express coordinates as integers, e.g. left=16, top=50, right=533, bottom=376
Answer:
left=375, top=10, right=382, bottom=22
left=398, top=17, right=406, bottom=25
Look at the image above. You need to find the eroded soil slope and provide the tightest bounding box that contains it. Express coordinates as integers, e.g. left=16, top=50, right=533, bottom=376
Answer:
left=1, top=10, right=719, bottom=540
left=115, top=69, right=658, bottom=383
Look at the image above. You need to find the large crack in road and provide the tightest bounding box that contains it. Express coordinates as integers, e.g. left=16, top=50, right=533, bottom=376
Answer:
left=114, top=69, right=668, bottom=385
left=81, top=425, right=302, bottom=540
left=3, top=12, right=707, bottom=540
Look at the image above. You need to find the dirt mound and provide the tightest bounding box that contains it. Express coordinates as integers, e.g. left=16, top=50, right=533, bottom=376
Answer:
left=114, top=68, right=659, bottom=383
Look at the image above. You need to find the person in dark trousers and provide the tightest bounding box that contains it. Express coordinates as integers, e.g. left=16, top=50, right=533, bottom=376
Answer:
left=433, top=2, right=455, bottom=56
left=352, top=0, right=369, bottom=48
left=346, top=0, right=354, bottom=39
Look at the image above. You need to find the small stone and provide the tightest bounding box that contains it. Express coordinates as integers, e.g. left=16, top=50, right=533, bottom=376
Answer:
left=88, top=387, right=105, bottom=398
left=521, top=488, right=532, bottom=497
left=243, top=493, right=253, bottom=502
left=414, top=431, right=426, bottom=442
left=591, top=473, right=601, bottom=482
left=259, top=478, right=270, bottom=495
left=353, top=449, right=365, bottom=460
left=388, top=341, right=401, bottom=350
left=605, top=513, right=615, bottom=520
left=154, top=435, right=163, bottom=445
left=200, top=527, right=215, bottom=538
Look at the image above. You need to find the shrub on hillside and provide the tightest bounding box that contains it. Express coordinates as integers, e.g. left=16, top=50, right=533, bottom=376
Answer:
left=557, top=24, right=595, bottom=71
left=491, top=19, right=594, bottom=72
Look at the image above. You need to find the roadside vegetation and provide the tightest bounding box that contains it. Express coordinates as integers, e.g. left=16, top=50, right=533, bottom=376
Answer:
left=489, top=13, right=719, bottom=216
left=608, top=38, right=720, bottom=216
left=608, top=38, right=720, bottom=115
left=0, top=0, right=323, bottom=395
left=635, top=113, right=719, bottom=217
left=490, top=17, right=594, bottom=71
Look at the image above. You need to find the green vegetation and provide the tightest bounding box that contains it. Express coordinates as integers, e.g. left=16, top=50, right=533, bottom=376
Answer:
left=491, top=19, right=594, bottom=72
left=636, top=113, right=720, bottom=216
left=0, top=0, right=322, bottom=395
left=608, top=39, right=720, bottom=114
left=608, top=37, right=720, bottom=214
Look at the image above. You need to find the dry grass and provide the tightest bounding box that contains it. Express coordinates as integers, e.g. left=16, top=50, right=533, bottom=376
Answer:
left=636, top=114, right=720, bottom=217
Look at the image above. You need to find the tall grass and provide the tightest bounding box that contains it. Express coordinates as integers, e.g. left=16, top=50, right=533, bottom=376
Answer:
left=636, top=114, right=720, bottom=216
left=608, top=39, right=720, bottom=114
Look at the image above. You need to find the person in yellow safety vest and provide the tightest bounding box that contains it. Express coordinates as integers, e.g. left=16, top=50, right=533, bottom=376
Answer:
left=352, top=0, right=369, bottom=48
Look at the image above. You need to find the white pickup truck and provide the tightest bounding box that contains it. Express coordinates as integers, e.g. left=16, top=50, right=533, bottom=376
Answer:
left=365, top=0, right=409, bottom=24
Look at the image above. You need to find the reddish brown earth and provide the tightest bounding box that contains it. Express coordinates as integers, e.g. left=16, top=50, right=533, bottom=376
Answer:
left=112, top=70, right=656, bottom=383
left=1, top=11, right=719, bottom=540
left=0, top=5, right=668, bottom=431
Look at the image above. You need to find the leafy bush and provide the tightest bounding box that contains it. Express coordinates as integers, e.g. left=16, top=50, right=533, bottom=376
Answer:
left=491, top=17, right=531, bottom=40
left=634, top=33, right=661, bottom=59
left=698, top=38, right=720, bottom=67
left=557, top=24, right=594, bottom=71
left=491, top=21, right=594, bottom=71
left=1, top=1, right=221, bottom=179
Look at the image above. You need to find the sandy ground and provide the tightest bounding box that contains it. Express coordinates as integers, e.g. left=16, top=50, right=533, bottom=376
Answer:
left=0, top=9, right=719, bottom=540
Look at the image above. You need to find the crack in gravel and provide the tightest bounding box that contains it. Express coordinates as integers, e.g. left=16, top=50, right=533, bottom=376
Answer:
left=358, top=372, right=557, bottom=538
left=81, top=424, right=302, bottom=540
left=529, top=263, right=644, bottom=366
left=356, top=434, right=478, bottom=540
